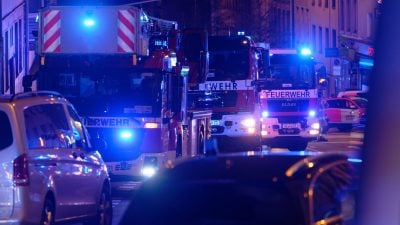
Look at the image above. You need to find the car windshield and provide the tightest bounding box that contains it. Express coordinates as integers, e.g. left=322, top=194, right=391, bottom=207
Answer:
left=351, top=98, right=368, bottom=108
left=40, top=70, right=162, bottom=117
left=265, top=54, right=316, bottom=89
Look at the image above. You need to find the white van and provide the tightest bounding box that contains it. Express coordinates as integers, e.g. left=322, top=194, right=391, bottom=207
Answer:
left=0, top=91, right=112, bottom=225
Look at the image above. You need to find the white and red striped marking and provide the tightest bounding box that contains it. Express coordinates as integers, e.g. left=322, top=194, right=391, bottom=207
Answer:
left=117, top=9, right=136, bottom=53
left=43, top=10, right=61, bottom=52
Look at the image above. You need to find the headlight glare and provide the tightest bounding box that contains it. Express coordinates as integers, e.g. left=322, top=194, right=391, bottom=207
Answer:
left=241, top=118, right=256, bottom=127
left=309, top=110, right=316, bottom=117
left=262, top=111, right=269, bottom=118
left=311, top=122, right=320, bottom=130
left=141, top=166, right=157, bottom=177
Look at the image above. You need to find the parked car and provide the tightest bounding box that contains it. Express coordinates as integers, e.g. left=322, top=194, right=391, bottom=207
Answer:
left=320, top=97, right=363, bottom=132
left=348, top=97, right=368, bottom=125
left=119, top=151, right=361, bottom=225
left=337, top=90, right=368, bottom=99
left=0, top=91, right=112, bottom=225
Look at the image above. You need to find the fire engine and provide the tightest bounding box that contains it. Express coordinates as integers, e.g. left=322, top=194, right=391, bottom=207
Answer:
left=255, top=48, right=320, bottom=151
left=23, top=5, right=211, bottom=189
left=187, top=35, right=261, bottom=152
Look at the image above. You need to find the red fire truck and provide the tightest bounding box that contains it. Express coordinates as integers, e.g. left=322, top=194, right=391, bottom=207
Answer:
left=24, top=5, right=211, bottom=189
left=187, top=35, right=261, bottom=152
left=255, top=48, right=321, bottom=151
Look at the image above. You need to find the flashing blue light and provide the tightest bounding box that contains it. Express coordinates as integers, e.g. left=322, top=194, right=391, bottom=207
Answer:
left=119, top=130, right=133, bottom=141
left=359, top=58, right=374, bottom=67
left=262, top=111, right=269, bottom=118
left=348, top=158, right=363, bottom=163
left=300, top=48, right=312, bottom=56
left=83, top=18, right=95, bottom=27
left=308, top=110, right=316, bottom=117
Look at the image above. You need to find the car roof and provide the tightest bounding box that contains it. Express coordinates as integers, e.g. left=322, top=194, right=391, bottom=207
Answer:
left=324, top=97, right=353, bottom=101
left=160, top=151, right=355, bottom=183
left=120, top=151, right=360, bottom=225
left=0, top=91, right=66, bottom=104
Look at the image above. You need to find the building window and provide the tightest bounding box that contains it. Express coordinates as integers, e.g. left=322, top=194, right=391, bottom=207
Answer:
left=312, top=0, right=315, bottom=6
left=325, top=0, right=329, bottom=8
left=318, top=0, right=322, bottom=6
left=18, top=19, right=23, bottom=74
left=340, top=0, right=345, bottom=31
left=367, top=13, right=373, bottom=37
left=319, top=26, right=322, bottom=53
left=332, top=29, right=337, bottom=47
left=14, top=22, right=19, bottom=77
left=325, top=28, right=329, bottom=48
left=312, top=25, right=316, bottom=51
left=332, top=0, right=336, bottom=8
left=353, top=0, right=358, bottom=33
left=4, top=31, right=9, bottom=92
left=9, top=27, right=13, bottom=47
left=347, top=0, right=351, bottom=32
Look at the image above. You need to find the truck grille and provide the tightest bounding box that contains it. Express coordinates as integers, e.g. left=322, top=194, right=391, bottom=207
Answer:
left=265, top=99, right=310, bottom=112
left=278, top=128, right=301, bottom=135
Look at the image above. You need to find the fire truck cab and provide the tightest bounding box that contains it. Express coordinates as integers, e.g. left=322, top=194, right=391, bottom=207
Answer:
left=187, top=35, right=261, bottom=152
left=24, top=5, right=212, bottom=190
left=256, top=48, right=320, bottom=151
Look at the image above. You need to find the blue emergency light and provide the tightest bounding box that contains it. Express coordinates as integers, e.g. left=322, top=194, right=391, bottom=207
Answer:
left=83, top=19, right=95, bottom=27
left=83, top=11, right=96, bottom=27
left=300, top=48, right=312, bottom=56
left=119, top=130, right=134, bottom=141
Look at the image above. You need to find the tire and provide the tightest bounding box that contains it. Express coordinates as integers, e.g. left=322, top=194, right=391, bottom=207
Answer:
left=84, top=185, right=113, bottom=225
left=287, top=141, right=308, bottom=151
left=40, top=197, right=55, bottom=225
left=338, top=124, right=353, bottom=132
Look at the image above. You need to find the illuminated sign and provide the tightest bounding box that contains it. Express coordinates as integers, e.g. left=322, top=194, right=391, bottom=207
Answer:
left=260, top=89, right=318, bottom=99
left=199, top=80, right=253, bottom=91
left=83, top=117, right=141, bottom=128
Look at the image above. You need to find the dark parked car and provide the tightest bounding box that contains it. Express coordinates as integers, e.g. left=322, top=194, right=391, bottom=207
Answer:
left=120, top=151, right=360, bottom=225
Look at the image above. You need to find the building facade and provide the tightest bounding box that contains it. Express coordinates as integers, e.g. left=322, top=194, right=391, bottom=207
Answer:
left=1, top=0, right=28, bottom=94
left=294, top=0, right=379, bottom=96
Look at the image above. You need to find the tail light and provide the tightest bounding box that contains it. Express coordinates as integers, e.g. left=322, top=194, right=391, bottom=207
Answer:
left=13, top=154, right=29, bottom=186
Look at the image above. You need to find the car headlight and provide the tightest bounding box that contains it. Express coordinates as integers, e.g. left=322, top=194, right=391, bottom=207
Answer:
left=241, top=118, right=256, bottom=127
left=311, top=122, right=320, bottom=130
left=141, top=166, right=157, bottom=177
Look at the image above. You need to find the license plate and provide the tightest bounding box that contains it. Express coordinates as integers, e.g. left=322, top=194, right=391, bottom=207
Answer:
left=282, top=123, right=298, bottom=128
left=211, top=120, right=220, bottom=126
left=345, top=115, right=354, bottom=120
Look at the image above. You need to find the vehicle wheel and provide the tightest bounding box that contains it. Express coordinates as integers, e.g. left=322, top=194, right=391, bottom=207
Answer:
left=287, top=141, right=308, bottom=151
left=40, top=197, right=55, bottom=225
left=338, top=124, right=353, bottom=132
left=84, top=185, right=112, bottom=225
